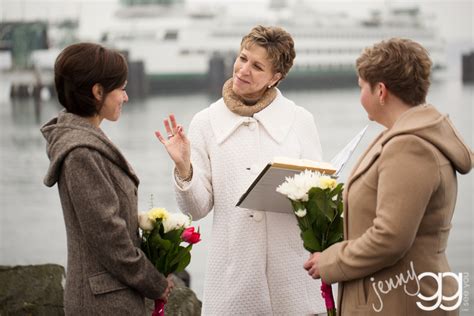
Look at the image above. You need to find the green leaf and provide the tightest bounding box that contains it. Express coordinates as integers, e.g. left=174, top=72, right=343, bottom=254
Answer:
left=329, top=183, right=343, bottom=198
left=317, top=195, right=334, bottom=221
left=170, top=245, right=193, bottom=266
left=309, top=196, right=329, bottom=234
left=309, top=188, right=334, bottom=221
left=150, top=231, right=172, bottom=251
left=326, top=216, right=344, bottom=247
left=163, top=228, right=184, bottom=243
left=175, top=251, right=191, bottom=273
left=308, top=187, right=324, bottom=200
left=301, top=229, right=322, bottom=252
left=337, top=199, right=343, bottom=216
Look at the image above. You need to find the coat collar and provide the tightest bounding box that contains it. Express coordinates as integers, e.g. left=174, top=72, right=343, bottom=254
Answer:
left=209, top=89, right=296, bottom=145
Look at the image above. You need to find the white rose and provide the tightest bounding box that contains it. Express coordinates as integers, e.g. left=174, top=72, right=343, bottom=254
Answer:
left=138, top=212, right=154, bottom=231
left=162, top=213, right=191, bottom=233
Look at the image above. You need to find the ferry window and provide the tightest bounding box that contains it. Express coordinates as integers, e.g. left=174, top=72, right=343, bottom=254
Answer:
left=164, top=30, right=178, bottom=41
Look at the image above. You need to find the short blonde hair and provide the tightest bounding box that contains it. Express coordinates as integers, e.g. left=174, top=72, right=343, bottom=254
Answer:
left=240, top=25, right=295, bottom=80
left=356, top=38, right=432, bottom=106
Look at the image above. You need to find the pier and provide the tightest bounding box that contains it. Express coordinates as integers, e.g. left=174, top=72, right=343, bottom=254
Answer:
left=5, top=69, right=54, bottom=99
left=462, top=52, right=474, bottom=83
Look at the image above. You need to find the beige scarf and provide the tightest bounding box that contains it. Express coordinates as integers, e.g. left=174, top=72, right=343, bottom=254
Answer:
left=222, top=78, right=277, bottom=117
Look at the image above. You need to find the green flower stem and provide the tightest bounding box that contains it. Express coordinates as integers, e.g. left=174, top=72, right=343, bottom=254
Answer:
left=301, top=215, right=310, bottom=231
left=146, top=234, right=152, bottom=259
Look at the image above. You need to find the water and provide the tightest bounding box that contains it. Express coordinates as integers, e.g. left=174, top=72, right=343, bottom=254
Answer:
left=1, top=77, right=472, bottom=313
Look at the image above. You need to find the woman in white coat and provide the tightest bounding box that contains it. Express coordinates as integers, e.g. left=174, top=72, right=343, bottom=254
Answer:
left=156, top=25, right=326, bottom=315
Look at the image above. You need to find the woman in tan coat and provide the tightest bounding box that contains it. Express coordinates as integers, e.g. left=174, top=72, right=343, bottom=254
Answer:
left=42, top=43, right=171, bottom=315
left=304, top=38, right=473, bottom=315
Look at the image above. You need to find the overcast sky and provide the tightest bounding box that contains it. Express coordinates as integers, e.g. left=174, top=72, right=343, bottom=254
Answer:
left=1, top=0, right=473, bottom=43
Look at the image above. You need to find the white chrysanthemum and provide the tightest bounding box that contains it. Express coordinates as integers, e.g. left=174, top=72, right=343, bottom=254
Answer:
left=138, top=212, right=154, bottom=231
left=294, top=208, right=307, bottom=217
left=276, top=170, right=324, bottom=201
left=162, top=213, right=191, bottom=233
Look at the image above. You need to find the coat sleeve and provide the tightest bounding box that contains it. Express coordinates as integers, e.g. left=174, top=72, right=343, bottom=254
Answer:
left=174, top=110, right=214, bottom=220
left=62, top=148, right=168, bottom=299
left=295, top=106, right=323, bottom=161
left=319, top=135, right=441, bottom=284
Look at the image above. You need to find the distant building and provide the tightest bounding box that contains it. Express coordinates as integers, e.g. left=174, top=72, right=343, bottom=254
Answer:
left=0, top=22, right=48, bottom=68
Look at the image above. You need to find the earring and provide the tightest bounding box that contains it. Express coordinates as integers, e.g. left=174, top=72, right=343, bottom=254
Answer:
left=268, top=85, right=272, bottom=89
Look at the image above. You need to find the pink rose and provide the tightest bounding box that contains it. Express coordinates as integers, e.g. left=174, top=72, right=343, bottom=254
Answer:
left=181, top=227, right=201, bottom=244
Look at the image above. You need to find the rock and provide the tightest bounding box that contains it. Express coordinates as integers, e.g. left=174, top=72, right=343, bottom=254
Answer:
left=0, top=265, right=201, bottom=316
left=174, top=270, right=190, bottom=288
left=0, top=264, right=65, bottom=316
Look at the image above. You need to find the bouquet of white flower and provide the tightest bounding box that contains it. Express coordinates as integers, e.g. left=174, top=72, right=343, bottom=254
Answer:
left=277, top=170, right=343, bottom=316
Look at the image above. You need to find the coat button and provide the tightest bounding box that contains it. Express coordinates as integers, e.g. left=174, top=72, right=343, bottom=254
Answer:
left=252, top=211, right=264, bottom=222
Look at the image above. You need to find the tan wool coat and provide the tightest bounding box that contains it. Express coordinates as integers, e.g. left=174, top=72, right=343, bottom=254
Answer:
left=319, top=105, right=473, bottom=316
left=42, top=111, right=167, bottom=315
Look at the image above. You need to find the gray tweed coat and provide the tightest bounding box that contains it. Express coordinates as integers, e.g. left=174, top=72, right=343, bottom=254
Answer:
left=42, top=111, right=167, bottom=315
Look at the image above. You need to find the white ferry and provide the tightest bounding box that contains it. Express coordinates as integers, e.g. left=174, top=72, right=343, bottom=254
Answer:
left=102, top=0, right=446, bottom=92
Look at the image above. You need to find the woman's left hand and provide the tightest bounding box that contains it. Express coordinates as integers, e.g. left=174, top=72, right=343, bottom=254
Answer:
left=158, top=275, right=175, bottom=303
left=304, top=252, right=321, bottom=279
left=155, top=114, right=191, bottom=178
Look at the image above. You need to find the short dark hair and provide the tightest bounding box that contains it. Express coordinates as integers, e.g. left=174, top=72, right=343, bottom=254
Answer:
left=54, top=42, right=128, bottom=117
left=240, top=25, right=295, bottom=81
left=356, top=38, right=432, bottom=106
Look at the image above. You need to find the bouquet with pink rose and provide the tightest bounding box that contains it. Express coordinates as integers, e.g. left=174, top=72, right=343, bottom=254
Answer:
left=138, top=207, right=201, bottom=316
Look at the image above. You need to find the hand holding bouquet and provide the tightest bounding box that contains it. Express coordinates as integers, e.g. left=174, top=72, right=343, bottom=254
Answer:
left=277, top=170, right=343, bottom=316
left=138, top=207, right=201, bottom=316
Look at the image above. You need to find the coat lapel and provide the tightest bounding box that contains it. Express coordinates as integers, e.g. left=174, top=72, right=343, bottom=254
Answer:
left=209, top=99, right=250, bottom=145
left=209, top=89, right=296, bottom=145
left=343, top=131, right=385, bottom=237
left=254, top=90, right=296, bottom=144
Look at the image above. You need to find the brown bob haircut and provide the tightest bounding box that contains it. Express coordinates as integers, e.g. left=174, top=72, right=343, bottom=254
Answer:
left=356, top=38, right=432, bottom=106
left=240, top=25, right=296, bottom=82
left=54, top=42, right=128, bottom=117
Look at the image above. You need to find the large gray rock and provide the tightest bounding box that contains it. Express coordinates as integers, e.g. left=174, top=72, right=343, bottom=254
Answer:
left=0, top=265, right=201, bottom=316
left=0, top=264, right=65, bottom=316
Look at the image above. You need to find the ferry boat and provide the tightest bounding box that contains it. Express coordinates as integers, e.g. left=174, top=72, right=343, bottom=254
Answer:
left=102, top=0, right=446, bottom=93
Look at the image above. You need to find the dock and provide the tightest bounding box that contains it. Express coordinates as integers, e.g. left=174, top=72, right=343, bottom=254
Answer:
left=2, top=69, right=54, bottom=99
left=462, top=52, right=474, bottom=83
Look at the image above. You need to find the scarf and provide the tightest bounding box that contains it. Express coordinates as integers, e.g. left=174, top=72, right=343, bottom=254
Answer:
left=222, top=78, right=277, bottom=117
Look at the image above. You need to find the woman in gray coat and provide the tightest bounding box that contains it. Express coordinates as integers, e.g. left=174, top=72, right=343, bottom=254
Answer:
left=41, top=43, right=171, bottom=315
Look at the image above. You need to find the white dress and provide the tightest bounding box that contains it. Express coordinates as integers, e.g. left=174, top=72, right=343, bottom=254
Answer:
left=174, top=90, right=327, bottom=315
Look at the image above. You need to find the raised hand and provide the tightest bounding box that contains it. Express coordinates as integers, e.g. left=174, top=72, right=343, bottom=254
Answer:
left=155, top=114, right=191, bottom=179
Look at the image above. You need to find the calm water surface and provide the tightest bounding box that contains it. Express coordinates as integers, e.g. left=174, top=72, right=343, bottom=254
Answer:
left=1, top=78, right=472, bottom=312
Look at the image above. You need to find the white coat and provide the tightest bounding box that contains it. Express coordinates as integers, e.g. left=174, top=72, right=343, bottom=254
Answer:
left=175, top=90, right=326, bottom=315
